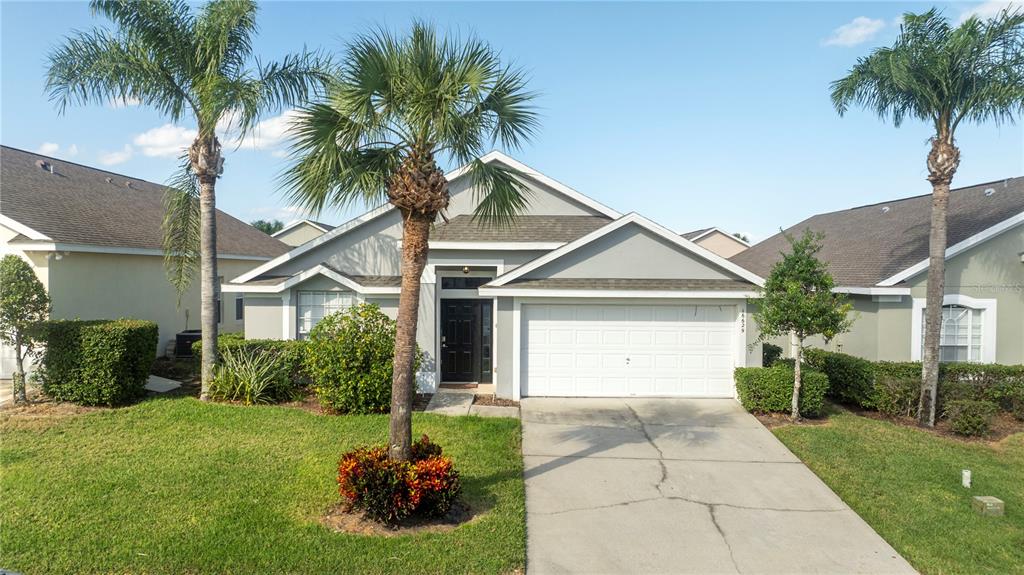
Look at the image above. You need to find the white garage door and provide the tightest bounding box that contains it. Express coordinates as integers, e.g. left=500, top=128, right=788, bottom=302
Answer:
left=523, top=304, right=737, bottom=397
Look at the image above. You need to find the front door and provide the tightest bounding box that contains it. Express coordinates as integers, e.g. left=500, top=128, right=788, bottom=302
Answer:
left=440, top=299, right=493, bottom=383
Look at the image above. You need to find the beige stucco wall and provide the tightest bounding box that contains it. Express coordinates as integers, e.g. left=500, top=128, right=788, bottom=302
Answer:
left=274, top=223, right=327, bottom=247
left=695, top=232, right=748, bottom=259
left=45, top=252, right=258, bottom=356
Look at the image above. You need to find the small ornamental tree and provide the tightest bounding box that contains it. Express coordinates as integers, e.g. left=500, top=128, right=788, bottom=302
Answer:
left=0, top=255, right=50, bottom=403
left=752, top=231, right=853, bottom=420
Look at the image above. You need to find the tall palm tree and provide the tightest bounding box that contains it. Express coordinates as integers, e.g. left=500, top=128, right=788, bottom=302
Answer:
left=283, top=23, right=538, bottom=460
left=831, top=8, right=1024, bottom=426
left=46, top=0, right=331, bottom=397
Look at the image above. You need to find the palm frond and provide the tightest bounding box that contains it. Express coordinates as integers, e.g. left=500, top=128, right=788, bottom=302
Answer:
left=195, top=0, right=257, bottom=77
left=468, top=159, right=532, bottom=228
left=162, top=154, right=201, bottom=299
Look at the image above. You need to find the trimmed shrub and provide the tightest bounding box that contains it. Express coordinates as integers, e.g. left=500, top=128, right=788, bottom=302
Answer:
left=804, top=348, right=875, bottom=409
left=944, top=399, right=999, bottom=437
left=939, top=363, right=1024, bottom=414
left=873, top=375, right=920, bottom=418
left=762, top=343, right=783, bottom=367
left=734, top=364, right=828, bottom=418
left=36, top=319, right=158, bottom=406
left=305, top=303, right=419, bottom=414
left=337, top=435, right=461, bottom=524
left=209, top=346, right=290, bottom=404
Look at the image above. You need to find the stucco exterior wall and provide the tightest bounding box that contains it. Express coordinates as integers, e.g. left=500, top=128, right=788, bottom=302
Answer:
left=41, top=252, right=257, bottom=356
left=243, top=296, right=285, bottom=339
left=274, top=223, right=327, bottom=247
left=695, top=232, right=748, bottom=259
left=523, top=224, right=736, bottom=280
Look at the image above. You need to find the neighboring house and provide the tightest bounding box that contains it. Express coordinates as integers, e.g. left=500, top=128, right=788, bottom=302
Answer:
left=681, top=227, right=749, bottom=258
left=733, top=177, right=1024, bottom=365
left=272, top=219, right=335, bottom=246
left=226, top=152, right=764, bottom=400
left=0, top=146, right=289, bottom=378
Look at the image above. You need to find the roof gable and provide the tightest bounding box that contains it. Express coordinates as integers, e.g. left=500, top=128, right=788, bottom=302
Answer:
left=731, top=177, right=1024, bottom=287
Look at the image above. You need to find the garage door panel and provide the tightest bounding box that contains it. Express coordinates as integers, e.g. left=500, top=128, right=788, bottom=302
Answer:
left=523, top=303, right=737, bottom=398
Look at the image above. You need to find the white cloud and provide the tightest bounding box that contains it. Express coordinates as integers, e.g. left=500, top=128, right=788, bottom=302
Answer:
left=109, top=96, right=141, bottom=109
left=219, top=109, right=300, bottom=154
left=959, top=1, right=1023, bottom=23
left=98, top=145, right=134, bottom=166
left=132, top=124, right=197, bottom=157
left=36, top=142, right=78, bottom=158
left=823, top=16, right=886, bottom=47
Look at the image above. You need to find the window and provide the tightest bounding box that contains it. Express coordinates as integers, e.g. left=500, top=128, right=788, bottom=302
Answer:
left=922, top=305, right=984, bottom=362
left=297, top=291, right=354, bottom=339
left=235, top=297, right=244, bottom=321
left=441, top=276, right=491, bottom=290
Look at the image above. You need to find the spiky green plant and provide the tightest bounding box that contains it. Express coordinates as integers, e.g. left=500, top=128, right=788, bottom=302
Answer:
left=46, top=0, right=331, bottom=398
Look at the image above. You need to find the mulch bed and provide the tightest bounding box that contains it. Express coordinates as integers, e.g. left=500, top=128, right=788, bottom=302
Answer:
left=472, top=395, right=519, bottom=408
left=754, top=411, right=832, bottom=430
left=320, top=500, right=477, bottom=536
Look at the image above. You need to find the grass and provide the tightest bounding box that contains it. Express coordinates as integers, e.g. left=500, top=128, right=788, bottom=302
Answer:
left=0, top=397, right=525, bottom=574
left=773, top=412, right=1024, bottom=575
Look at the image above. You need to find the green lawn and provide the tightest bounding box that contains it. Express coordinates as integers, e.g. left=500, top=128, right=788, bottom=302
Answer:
left=773, top=412, right=1024, bottom=575
left=0, top=397, right=525, bottom=574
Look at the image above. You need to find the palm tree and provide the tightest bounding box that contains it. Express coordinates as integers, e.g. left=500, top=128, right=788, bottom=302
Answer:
left=283, top=23, right=538, bottom=460
left=831, top=8, right=1024, bottom=426
left=46, top=0, right=331, bottom=398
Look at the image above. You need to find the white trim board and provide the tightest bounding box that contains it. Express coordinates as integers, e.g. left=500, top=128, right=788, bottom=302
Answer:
left=485, top=212, right=765, bottom=288
left=271, top=219, right=333, bottom=237
left=878, top=211, right=1024, bottom=286
left=429, top=240, right=564, bottom=251
left=688, top=227, right=751, bottom=247
left=834, top=286, right=911, bottom=296
left=232, top=151, right=621, bottom=285
left=478, top=288, right=759, bottom=299
left=910, top=294, right=997, bottom=363
left=7, top=241, right=272, bottom=261
left=225, top=264, right=401, bottom=295
left=0, top=215, right=52, bottom=241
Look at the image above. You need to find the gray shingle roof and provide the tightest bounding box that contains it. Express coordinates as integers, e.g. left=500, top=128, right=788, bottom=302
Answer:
left=681, top=227, right=713, bottom=240
left=1, top=146, right=289, bottom=258
left=432, top=214, right=611, bottom=243
left=492, top=278, right=756, bottom=291
left=731, top=177, right=1024, bottom=287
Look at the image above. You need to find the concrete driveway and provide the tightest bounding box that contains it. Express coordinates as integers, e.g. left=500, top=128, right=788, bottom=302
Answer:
left=522, top=398, right=916, bottom=575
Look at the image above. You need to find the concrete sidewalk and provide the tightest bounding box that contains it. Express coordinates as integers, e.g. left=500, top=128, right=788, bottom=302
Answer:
left=522, top=398, right=916, bottom=575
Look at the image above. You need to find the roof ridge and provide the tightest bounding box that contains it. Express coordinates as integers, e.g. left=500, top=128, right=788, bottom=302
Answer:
left=813, top=175, right=1023, bottom=216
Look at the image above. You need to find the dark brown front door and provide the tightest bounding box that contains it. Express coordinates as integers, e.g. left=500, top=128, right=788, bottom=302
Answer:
left=440, top=299, right=492, bottom=383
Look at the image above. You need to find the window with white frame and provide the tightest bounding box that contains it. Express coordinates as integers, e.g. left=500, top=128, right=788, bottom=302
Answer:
left=297, top=291, right=354, bottom=339
left=922, top=304, right=984, bottom=363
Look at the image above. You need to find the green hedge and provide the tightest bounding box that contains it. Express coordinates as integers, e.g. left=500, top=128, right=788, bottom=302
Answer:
left=192, top=333, right=308, bottom=391
left=734, top=364, right=828, bottom=418
left=37, top=319, right=158, bottom=406
left=804, top=348, right=876, bottom=409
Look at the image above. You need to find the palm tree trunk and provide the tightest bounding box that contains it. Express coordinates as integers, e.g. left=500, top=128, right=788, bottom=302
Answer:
left=13, top=336, right=26, bottom=404
left=791, top=335, right=802, bottom=420
left=198, top=175, right=219, bottom=400
left=919, top=136, right=959, bottom=427
left=389, top=213, right=432, bottom=461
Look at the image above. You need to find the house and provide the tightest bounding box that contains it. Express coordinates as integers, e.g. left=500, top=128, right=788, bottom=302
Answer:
left=226, top=152, right=764, bottom=400
left=0, top=146, right=289, bottom=377
left=681, top=227, right=749, bottom=258
left=272, top=219, right=335, bottom=246
left=732, top=177, right=1024, bottom=365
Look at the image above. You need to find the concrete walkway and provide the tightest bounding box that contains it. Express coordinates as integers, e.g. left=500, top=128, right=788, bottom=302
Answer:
left=522, top=398, right=916, bottom=575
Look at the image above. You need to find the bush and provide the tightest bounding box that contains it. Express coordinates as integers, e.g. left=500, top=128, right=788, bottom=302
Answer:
left=944, top=399, right=999, bottom=437
left=193, top=334, right=307, bottom=397
left=36, top=319, right=158, bottom=406
left=337, top=435, right=461, bottom=524
left=804, top=348, right=876, bottom=409
left=734, top=364, right=828, bottom=418
left=939, top=363, right=1024, bottom=414
left=210, top=346, right=290, bottom=405
left=873, top=375, right=920, bottom=418
left=305, top=303, right=419, bottom=414
left=762, top=343, right=783, bottom=367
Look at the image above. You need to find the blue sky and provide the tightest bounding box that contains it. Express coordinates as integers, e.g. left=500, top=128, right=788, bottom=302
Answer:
left=2, top=1, right=1021, bottom=241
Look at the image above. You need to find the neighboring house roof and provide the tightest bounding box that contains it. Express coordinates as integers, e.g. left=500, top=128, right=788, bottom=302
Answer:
left=682, top=227, right=750, bottom=246
left=681, top=227, right=713, bottom=240
left=229, top=262, right=401, bottom=294
left=0, top=145, right=289, bottom=259
left=431, top=214, right=611, bottom=243
left=731, top=176, right=1024, bottom=288
left=271, top=219, right=335, bottom=237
